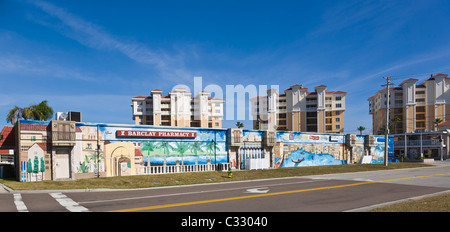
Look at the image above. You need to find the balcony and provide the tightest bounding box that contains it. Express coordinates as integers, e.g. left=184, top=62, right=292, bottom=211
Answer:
left=51, top=121, right=76, bottom=146
left=52, top=131, right=76, bottom=146
left=394, top=140, right=443, bottom=147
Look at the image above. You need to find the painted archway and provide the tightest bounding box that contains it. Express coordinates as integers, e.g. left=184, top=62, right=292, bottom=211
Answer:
left=105, top=142, right=136, bottom=177
left=117, top=156, right=131, bottom=176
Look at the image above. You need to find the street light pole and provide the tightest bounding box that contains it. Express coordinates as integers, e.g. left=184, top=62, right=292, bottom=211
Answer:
left=383, top=76, right=392, bottom=166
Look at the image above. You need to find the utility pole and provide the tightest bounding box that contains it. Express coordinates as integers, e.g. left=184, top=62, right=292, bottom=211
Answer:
left=382, top=76, right=393, bottom=166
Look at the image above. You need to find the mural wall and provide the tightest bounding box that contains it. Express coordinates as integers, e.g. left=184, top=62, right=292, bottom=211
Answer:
left=15, top=120, right=394, bottom=182
left=274, top=132, right=346, bottom=168
left=75, top=123, right=228, bottom=177
left=371, top=136, right=395, bottom=163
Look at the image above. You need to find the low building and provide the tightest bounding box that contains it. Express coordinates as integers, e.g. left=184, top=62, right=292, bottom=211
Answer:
left=393, top=131, right=448, bottom=161
left=9, top=119, right=391, bottom=182
left=0, top=126, right=15, bottom=165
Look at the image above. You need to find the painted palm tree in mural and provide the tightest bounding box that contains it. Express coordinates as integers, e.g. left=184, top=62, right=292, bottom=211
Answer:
left=190, top=141, right=204, bottom=165
left=173, top=142, right=190, bottom=165
left=204, top=139, right=220, bottom=163
left=157, top=141, right=173, bottom=166
left=87, top=151, right=104, bottom=171
left=142, top=141, right=157, bottom=167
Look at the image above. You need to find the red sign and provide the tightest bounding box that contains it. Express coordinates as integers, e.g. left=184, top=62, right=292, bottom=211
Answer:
left=116, top=130, right=196, bottom=138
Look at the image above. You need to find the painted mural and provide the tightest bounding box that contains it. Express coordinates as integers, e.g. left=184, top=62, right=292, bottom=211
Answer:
left=74, top=123, right=228, bottom=176
left=274, top=132, right=346, bottom=168
left=16, top=120, right=394, bottom=182
left=370, top=136, right=395, bottom=163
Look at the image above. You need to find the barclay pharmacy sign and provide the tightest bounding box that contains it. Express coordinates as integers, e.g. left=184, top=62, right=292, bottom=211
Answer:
left=116, top=130, right=197, bottom=138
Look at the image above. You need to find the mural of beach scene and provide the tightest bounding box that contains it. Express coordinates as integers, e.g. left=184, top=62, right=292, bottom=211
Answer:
left=91, top=124, right=228, bottom=166
left=274, top=131, right=346, bottom=168
left=140, top=140, right=227, bottom=165
left=369, top=136, right=395, bottom=163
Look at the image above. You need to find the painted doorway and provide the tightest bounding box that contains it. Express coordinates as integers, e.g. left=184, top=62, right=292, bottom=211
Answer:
left=54, top=149, right=71, bottom=179
left=117, top=157, right=131, bottom=176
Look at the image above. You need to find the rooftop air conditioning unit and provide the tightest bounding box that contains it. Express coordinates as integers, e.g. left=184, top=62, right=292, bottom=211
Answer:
left=68, top=111, right=81, bottom=122
left=56, top=112, right=68, bottom=121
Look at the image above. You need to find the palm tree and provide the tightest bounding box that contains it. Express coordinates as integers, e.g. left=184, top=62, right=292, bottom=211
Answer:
left=190, top=141, right=203, bottom=165
left=377, top=125, right=395, bottom=135
left=30, top=100, right=53, bottom=121
left=433, top=118, right=443, bottom=131
left=7, top=106, right=32, bottom=124
left=173, top=142, right=190, bottom=165
left=391, top=116, right=401, bottom=134
left=142, top=141, right=157, bottom=167
left=6, top=100, right=53, bottom=124
left=357, top=126, right=366, bottom=135
left=204, top=139, right=220, bottom=163
left=236, top=121, right=244, bottom=128
left=157, top=141, right=173, bottom=166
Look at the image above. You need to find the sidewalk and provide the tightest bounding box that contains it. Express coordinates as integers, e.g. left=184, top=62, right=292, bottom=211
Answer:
left=427, top=160, right=450, bottom=166
left=0, top=183, right=12, bottom=193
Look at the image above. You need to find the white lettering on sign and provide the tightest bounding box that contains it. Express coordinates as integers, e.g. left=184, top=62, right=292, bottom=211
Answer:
left=116, top=130, right=196, bottom=138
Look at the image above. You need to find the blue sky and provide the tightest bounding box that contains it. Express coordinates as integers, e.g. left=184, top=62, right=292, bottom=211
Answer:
left=1, top=0, right=450, bottom=134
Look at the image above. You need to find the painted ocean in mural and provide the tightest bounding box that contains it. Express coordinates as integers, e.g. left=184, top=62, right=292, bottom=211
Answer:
left=276, top=148, right=345, bottom=167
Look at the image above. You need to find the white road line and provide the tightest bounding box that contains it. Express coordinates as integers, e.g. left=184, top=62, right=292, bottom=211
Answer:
left=50, top=192, right=90, bottom=212
left=13, top=194, right=29, bottom=212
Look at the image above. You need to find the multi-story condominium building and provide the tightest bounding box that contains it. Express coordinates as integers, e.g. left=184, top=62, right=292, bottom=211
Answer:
left=250, top=84, right=347, bottom=133
left=131, top=88, right=224, bottom=128
left=368, top=73, right=450, bottom=134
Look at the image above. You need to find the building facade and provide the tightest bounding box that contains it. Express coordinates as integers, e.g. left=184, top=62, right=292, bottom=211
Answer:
left=131, top=88, right=224, bottom=128
left=0, top=126, right=15, bottom=165
left=9, top=119, right=391, bottom=182
left=368, top=73, right=450, bottom=134
left=250, top=84, right=347, bottom=133
left=393, top=130, right=448, bottom=161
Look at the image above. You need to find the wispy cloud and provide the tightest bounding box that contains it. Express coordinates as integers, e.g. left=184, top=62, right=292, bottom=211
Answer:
left=28, top=0, right=192, bottom=83
left=0, top=53, right=99, bottom=82
left=334, top=48, right=450, bottom=94
left=311, top=1, right=390, bottom=36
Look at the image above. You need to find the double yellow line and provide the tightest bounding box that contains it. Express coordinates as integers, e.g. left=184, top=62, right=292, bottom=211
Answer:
left=108, top=172, right=450, bottom=212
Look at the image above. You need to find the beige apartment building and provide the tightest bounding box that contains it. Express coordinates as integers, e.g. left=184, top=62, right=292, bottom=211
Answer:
left=250, top=84, right=347, bottom=133
left=368, top=73, right=450, bottom=134
left=131, top=88, right=224, bottom=128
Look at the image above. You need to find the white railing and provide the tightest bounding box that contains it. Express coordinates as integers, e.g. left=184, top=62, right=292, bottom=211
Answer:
left=244, top=158, right=269, bottom=170
left=136, top=163, right=231, bottom=175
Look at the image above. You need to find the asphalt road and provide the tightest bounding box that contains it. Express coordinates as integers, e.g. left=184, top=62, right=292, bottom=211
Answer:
left=1, top=162, right=449, bottom=213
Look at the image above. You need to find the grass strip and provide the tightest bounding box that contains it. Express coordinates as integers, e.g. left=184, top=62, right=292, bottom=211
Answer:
left=0, top=163, right=430, bottom=191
